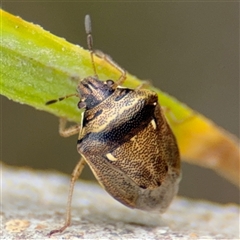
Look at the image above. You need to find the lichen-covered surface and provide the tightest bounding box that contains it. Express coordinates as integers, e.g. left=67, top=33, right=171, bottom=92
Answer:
left=2, top=163, right=239, bottom=239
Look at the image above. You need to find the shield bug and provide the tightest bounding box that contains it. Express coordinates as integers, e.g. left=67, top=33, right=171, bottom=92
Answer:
left=46, top=15, right=181, bottom=236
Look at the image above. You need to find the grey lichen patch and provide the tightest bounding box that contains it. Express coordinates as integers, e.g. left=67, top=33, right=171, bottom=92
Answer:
left=2, top=163, right=239, bottom=239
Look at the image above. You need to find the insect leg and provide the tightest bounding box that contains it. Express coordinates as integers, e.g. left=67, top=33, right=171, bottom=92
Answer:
left=59, top=118, right=81, bottom=137
left=48, top=157, right=86, bottom=236
left=135, top=80, right=151, bottom=90
left=94, top=49, right=127, bottom=87
left=162, top=107, right=194, bottom=125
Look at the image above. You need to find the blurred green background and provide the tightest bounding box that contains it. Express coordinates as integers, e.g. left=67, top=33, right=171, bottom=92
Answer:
left=1, top=2, right=239, bottom=204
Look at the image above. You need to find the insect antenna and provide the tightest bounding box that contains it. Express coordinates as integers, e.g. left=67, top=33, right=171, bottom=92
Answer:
left=46, top=15, right=97, bottom=106
left=85, top=14, right=98, bottom=79
left=46, top=93, right=78, bottom=105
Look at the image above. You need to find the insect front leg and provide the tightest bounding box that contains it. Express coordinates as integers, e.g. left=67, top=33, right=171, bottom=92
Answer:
left=59, top=118, right=81, bottom=137
left=94, top=49, right=127, bottom=87
left=48, top=157, right=86, bottom=237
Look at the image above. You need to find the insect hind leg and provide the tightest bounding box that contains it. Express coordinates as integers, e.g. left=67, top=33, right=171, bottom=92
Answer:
left=48, top=157, right=86, bottom=237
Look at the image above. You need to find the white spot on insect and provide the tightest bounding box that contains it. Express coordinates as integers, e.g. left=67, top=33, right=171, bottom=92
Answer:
left=153, top=102, right=157, bottom=106
left=106, top=153, right=118, bottom=161
left=151, top=119, right=157, bottom=130
left=130, top=136, right=136, bottom=141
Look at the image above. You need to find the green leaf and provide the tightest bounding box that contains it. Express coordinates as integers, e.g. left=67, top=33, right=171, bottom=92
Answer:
left=1, top=10, right=239, bottom=187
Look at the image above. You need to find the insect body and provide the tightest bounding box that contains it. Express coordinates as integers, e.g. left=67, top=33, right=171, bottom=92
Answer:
left=47, top=15, right=181, bottom=236
left=77, top=77, right=181, bottom=211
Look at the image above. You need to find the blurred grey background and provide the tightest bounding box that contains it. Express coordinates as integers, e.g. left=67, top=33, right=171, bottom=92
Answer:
left=1, top=2, right=239, bottom=204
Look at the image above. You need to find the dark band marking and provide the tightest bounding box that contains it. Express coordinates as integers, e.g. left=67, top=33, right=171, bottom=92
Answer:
left=114, top=89, right=132, bottom=101
left=82, top=83, right=93, bottom=93
left=80, top=103, right=155, bottom=146
left=83, top=85, right=114, bottom=110
left=77, top=132, right=91, bottom=145
left=88, top=80, right=98, bottom=89
left=82, top=109, right=103, bottom=127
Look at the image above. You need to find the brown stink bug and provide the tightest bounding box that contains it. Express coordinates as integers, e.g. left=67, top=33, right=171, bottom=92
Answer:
left=46, top=15, right=181, bottom=236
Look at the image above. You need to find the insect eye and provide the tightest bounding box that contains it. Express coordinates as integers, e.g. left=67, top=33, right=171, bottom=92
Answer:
left=78, top=101, right=86, bottom=109
left=105, top=79, right=114, bottom=87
